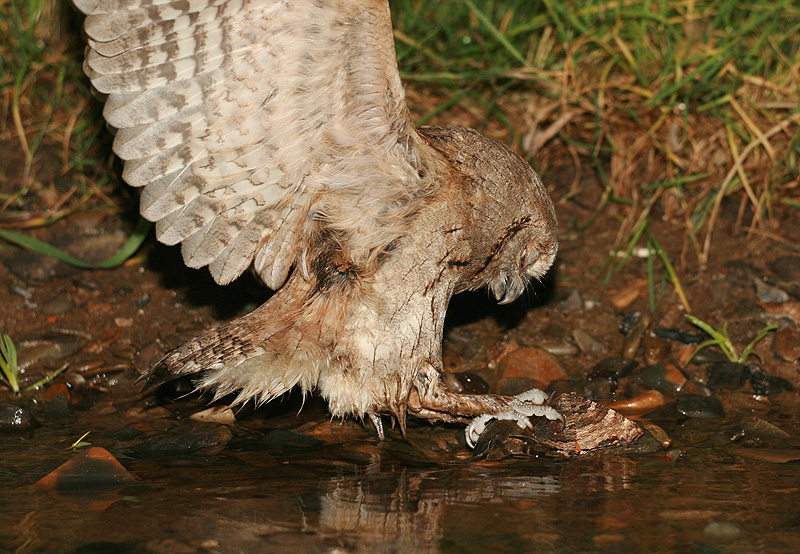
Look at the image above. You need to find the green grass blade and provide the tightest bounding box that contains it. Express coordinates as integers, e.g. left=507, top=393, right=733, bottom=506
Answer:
left=463, top=0, right=527, bottom=66
left=738, top=325, right=778, bottom=364
left=0, top=217, right=152, bottom=270
left=0, top=334, right=20, bottom=394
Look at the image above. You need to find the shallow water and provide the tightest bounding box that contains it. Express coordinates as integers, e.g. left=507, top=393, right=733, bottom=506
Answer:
left=3, top=416, right=799, bottom=554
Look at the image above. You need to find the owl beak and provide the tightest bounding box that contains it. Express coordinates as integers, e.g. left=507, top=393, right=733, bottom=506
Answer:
left=491, top=274, right=527, bottom=305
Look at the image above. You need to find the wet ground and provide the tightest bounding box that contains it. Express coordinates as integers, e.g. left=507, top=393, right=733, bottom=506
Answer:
left=2, top=176, right=800, bottom=553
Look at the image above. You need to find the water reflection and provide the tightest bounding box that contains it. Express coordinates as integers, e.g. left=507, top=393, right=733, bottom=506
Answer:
left=4, top=440, right=800, bottom=553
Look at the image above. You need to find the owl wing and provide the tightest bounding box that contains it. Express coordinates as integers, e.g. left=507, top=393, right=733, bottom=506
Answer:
left=76, top=0, right=429, bottom=287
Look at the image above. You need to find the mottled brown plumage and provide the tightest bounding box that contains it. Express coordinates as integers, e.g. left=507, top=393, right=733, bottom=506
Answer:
left=76, top=0, right=560, bottom=442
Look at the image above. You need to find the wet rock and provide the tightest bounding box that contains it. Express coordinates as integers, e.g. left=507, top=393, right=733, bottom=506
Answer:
left=40, top=291, right=75, bottom=316
left=625, top=421, right=671, bottom=453
left=652, top=327, right=709, bottom=344
left=604, top=390, right=666, bottom=416
left=753, top=277, right=789, bottom=304
left=4, top=250, right=75, bottom=282
left=705, top=362, right=749, bottom=391
left=36, top=447, right=136, bottom=491
left=618, top=312, right=642, bottom=335
left=16, top=331, right=85, bottom=371
left=631, top=362, right=687, bottom=395
left=620, top=312, right=650, bottom=359
left=642, top=334, right=671, bottom=365
left=748, top=365, right=792, bottom=395
left=588, top=357, right=639, bottom=381
left=676, top=395, right=725, bottom=419
left=572, top=328, right=606, bottom=355
left=704, top=521, right=741, bottom=539
left=260, top=429, right=325, bottom=456
left=557, top=289, right=583, bottom=313
left=495, top=346, right=566, bottom=389
left=537, top=338, right=579, bottom=356
left=495, top=377, right=536, bottom=396
left=582, top=379, right=615, bottom=400
left=708, top=423, right=747, bottom=447
left=129, top=425, right=233, bottom=458
left=772, top=327, right=800, bottom=362
left=42, top=394, right=70, bottom=419
left=443, top=371, right=489, bottom=394
left=610, top=283, right=642, bottom=310
left=190, top=405, right=236, bottom=425
left=768, top=255, right=800, bottom=282
left=0, top=402, right=40, bottom=433
left=727, top=446, right=800, bottom=464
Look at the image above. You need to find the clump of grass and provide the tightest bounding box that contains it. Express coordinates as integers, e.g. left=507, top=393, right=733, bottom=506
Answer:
left=0, top=0, right=115, bottom=226
left=0, top=333, right=20, bottom=394
left=684, top=314, right=777, bottom=365
left=393, top=0, right=800, bottom=261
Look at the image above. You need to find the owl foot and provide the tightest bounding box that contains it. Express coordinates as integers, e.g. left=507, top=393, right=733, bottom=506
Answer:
left=407, top=364, right=564, bottom=448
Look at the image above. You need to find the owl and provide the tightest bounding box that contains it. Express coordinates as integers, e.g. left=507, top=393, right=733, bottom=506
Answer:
left=76, top=0, right=560, bottom=445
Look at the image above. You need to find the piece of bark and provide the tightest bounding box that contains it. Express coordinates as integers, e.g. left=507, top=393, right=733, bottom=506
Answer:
left=473, top=392, right=642, bottom=459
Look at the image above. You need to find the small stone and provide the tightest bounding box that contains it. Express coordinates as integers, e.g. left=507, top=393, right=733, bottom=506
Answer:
left=588, top=357, right=639, bottom=380
left=443, top=371, right=489, bottom=394
left=537, top=338, right=579, bottom=356
left=727, top=445, right=800, bottom=464
left=748, top=365, right=792, bottom=395
left=768, top=255, right=800, bottom=282
left=772, top=327, right=800, bottom=362
left=604, top=390, right=666, bottom=416
left=557, top=289, right=583, bottom=313
left=704, top=521, right=741, bottom=539
left=621, top=312, right=650, bottom=359
left=653, top=327, right=710, bottom=344
left=114, top=317, right=134, bottom=328
left=0, top=402, right=40, bottom=433
left=496, top=376, right=535, bottom=395
left=572, top=329, right=607, bottom=355
left=642, top=334, right=671, bottom=365
left=676, top=395, right=725, bottom=419
left=36, top=447, right=135, bottom=490
left=496, top=346, right=566, bottom=389
left=705, top=362, right=749, bottom=391
left=610, top=283, right=643, bottom=310
left=190, top=405, right=236, bottom=425
left=632, top=362, right=687, bottom=395
left=754, top=277, right=790, bottom=304
left=40, top=291, right=75, bottom=316
left=618, top=312, right=642, bottom=335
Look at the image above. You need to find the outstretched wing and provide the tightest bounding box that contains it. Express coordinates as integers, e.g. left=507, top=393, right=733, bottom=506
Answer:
left=76, top=0, right=430, bottom=287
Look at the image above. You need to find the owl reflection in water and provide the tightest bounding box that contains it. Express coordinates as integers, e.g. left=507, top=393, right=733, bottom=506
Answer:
left=76, top=0, right=560, bottom=446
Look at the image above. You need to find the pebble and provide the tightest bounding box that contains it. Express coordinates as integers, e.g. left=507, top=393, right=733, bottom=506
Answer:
left=443, top=371, right=489, bottom=394
left=772, top=327, right=800, bottom=362
left=537, top=338, right=579, bottom=356
left=36, top=447, right=136, bottom=491
left=190, top=405, right=236, bottom=425
left=39, top=291, right=75, bottom=316
left=768, top=255, right=800, bottom=282
left=631, top=362, right=687, bottom=395
left=618, top=312, right=642, bottom=335
left=676, top=395, right=725, bottom=419
left=610, top=283, right=642, bottom=310
left=642, top=334, right=671, bottom=365
left=621, top=312, right=651, bottom=359
left=557, top=289, right=583, bottom=313
left=705, top=362, right=749, bottom=391
left=748, top=365, right=791, bottom=395
left=495, top=346, right=566, bottom=389
left=0, top=402, right=40, bottom=433
left=496, top=376, right=536, bottom=395
left=588, top=357, right=639, bottom=380
left=704, top=521, right=741, bottom=539
left=572, top=329, right=607, bottom=355
left=15, top=331, right=85, bottom=371
left=753, top=277, right=789, bottom=304
left=604, top=390, right=666, bottom=415
left=129, top=425, right=233, bottom=458
left=653, top=327, right=709, bottom=344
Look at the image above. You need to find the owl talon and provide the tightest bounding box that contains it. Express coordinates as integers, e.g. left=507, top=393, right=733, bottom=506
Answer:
left=465, top=389, right=563, bottom=448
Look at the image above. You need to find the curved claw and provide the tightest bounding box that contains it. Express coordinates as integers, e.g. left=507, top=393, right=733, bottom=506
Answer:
left=465, top=388, right=564, bottom=448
